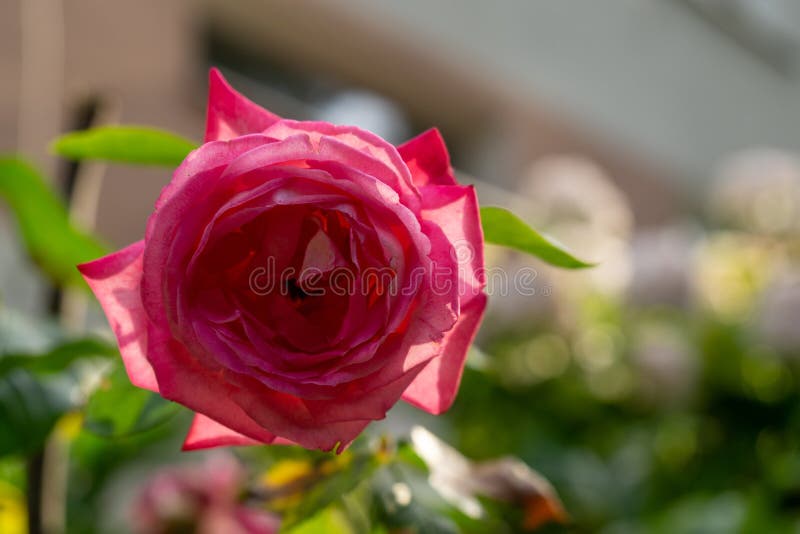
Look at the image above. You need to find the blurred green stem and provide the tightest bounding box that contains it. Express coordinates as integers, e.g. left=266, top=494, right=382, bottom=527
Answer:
left=42, top=433, right=69, bottom=534
left=26, top=450, right=44, bottom=534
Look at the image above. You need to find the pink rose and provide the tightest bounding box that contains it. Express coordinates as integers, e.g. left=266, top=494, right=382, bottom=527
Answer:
left=132, top=454, right=279, bottom=534
left=79, top=69, right=486, bottom=451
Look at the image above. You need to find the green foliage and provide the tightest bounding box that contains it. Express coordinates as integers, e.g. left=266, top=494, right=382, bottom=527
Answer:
left=371, top=467, right=463, bottom=534
left=395, top=442, right=428, bottom=473
left=0, top=338, right=116, bottom=376
left=0, top=309, right=118, bottom=458
left=480, top=206, right=593, bottom=268
left=52, top=126, right=197, bottom=167
left=82, top=362, right=181, bottom=438
left=280, top=450, right=382, bottom=531
left=280, top=448, right=468, bottom=534
left=0, top=370, right=73, bottom=456
left=286, top=507, right=356, bottom=534
left=0, top=157, right=108, bottom=288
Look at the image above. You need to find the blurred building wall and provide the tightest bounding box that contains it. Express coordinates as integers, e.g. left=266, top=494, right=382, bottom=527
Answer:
left=339, top=0, right=800, bottom=188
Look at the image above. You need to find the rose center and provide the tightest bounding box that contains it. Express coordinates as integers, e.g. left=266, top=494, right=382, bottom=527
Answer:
left=285, top=277, right=309, bottom=302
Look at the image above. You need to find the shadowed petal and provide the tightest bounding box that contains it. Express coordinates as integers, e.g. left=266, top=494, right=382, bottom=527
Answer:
left=78, top=241, right=158, bottom=392
left=228, top=377, right=374, bottom=452
left=145, top=324, right=282, bottom=445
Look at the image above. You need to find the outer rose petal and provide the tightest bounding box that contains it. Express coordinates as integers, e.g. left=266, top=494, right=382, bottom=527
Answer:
left=402, top=292, right=487, bottom=414
left=145, top=324, right=281, bottom=445
left=77, top=241, right=158, bottom=392
left=262, top=120, right=416, bottom=190
left=183, top=414, right=263, bottom=450
left=262, top=120, right=421, bottom=213
left=420, top=184, right=485, bottom=305
left=182, top=414, right=289, bottom=450
left=229, top=381, right=374, bottom=451
left=205, top=68, right=280, bottom=142
left=150, top=134, right=273, bottom=222
left=398, top=128, right=457, bottom=187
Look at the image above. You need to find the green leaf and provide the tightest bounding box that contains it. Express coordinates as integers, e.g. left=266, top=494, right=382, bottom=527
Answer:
left=480, top=206, right=593, bottom=269
left=284, top=479, right=375, bottom=534
left=0, top=370, right=73, bottom=456
left=0, top=338, right=117, bottom=377
left=281, top=452, right=381, bottom=531
left=285, top=507, right=355, bottom=534
left=82, top=362, right=180, bottom=438
left=0, top=157, right=108, bottom=287
left=51, top=126, right=197, bottom=167
left=339, top=479, right=374, bottom=534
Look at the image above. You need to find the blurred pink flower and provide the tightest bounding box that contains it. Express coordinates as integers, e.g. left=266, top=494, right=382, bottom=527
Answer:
left=133, top=455, right=279, bottom=534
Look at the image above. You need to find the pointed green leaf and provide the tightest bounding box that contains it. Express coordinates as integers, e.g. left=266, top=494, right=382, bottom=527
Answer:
left=479, top=206, right=593, bottom=269
left=0, top=157, right=108, bottom=287
left=51, top=126, right=197, bottom=167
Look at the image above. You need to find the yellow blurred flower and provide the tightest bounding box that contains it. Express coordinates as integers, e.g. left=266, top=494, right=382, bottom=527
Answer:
left=0, top=481, right=26, bottom=534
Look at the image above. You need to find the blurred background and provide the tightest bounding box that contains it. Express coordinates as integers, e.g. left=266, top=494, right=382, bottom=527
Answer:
left=4, top=0, right=800, bottom=532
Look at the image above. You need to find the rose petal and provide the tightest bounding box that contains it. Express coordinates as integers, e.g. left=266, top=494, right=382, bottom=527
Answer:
left=205, top=68, right=280, bottom=142
left=182, top=413, right=265, bottom=450
left=261, top=359, right=429, bottom=441
left=263, top=120, right=421, bottom=212
left=142, top=136, right=316, bottom=327
left=300, top=228, right=347, bottom=277
left=168, top=151, right=432, bottom=358
left=398, top=128, right=457, bottom=187
left=402, top=292, right=487, bottom=414
left=228, top=381, right=373, bottom=451
left=300, top=266, right=458, bottom=397
left=158, top=170, right=402, bottom=383
left=420, top=184, right=485, bottom=306
left=78, top=241, right=158, bottom=392
left=149, top=134, right=272, bottom=229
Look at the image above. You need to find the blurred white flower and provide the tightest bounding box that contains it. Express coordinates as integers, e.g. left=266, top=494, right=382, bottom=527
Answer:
left=410, top=426, right=567, bottom=529
left=478, top=247, right=556, bottom=341
left=627, top=223, right=701, bottom=309
left=756, top=270, right=800, bottom=354
left=515, top=155, right=633, bottom=241
left=710, top=148, right=800, bottom=235
left=693, top=232, right=783, bottom=320
left=632, top=322, right=698, bottom=406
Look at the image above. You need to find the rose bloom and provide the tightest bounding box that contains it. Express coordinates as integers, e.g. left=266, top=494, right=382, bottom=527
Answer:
left=133, top=454, right=279, bottom=534
left=80, top=69, right=486, bottom=451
